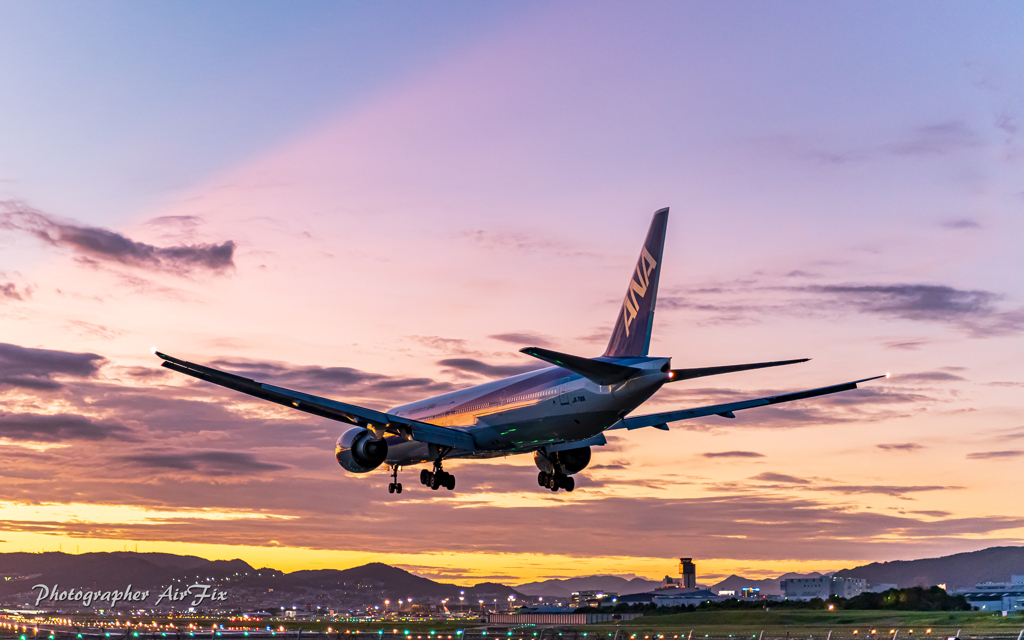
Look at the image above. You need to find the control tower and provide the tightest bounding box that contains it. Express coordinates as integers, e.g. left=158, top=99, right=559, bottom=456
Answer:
left=679, top=558, right=696, bottom=589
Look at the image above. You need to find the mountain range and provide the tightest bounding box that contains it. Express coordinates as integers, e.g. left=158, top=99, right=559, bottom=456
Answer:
left=514, top=575, right=662, bottom=598
left=2, top=545, right=1023, bottom=609
left=0, top=553, right=519, bottom=609
left=834, top=546, right=1024, bottom=589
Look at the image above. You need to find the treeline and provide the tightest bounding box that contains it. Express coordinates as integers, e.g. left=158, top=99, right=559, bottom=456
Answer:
left=841, top=586, right=971, bottom=611
left=574, top=586, right=971, bottom=615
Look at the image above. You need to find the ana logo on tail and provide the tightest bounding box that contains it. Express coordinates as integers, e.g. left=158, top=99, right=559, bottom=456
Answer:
left=621, top=246, right=658, bottom=336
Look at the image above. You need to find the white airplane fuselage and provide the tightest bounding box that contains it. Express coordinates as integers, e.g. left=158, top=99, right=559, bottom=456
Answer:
left=384, top=356, right=671, bottom=465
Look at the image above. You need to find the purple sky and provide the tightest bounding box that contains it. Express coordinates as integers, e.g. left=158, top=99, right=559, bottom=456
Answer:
left=1, top=1, right=1023, bottom=583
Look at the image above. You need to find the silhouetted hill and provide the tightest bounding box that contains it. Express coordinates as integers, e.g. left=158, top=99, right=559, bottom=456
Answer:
left=0, top=553, right=522, bottom=607
left=0, top=552, right=252, bottom=597
left=834, top=546, right=1024, bottom=589
left=515, top=575, right=661, bottom=597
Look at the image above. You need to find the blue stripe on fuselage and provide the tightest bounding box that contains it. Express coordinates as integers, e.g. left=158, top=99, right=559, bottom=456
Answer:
left=387, top=357, right=669, bottom=454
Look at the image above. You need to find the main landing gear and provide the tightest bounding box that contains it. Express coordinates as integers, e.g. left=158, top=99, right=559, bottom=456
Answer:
left=420, top=456, right=456, bottom=491
left=538, top=471, right=574, bottom=492
left=388, top=465, right=403, bottom=494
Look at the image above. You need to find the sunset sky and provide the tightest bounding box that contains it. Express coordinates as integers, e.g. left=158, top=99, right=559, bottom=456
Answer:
left=1, top=1, right=1023, bottom=586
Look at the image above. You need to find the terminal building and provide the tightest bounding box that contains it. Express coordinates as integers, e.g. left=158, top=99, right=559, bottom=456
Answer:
left=781, top=576, right=867, bottom=600
left=959, top=576, right=1024, bottom=613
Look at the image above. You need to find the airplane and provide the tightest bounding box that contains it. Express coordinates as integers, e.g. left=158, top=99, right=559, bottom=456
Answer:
left=155, top=208, right=885, bottom=494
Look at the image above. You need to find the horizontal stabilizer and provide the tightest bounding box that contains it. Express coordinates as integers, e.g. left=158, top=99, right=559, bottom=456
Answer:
left=610, top=374, right=886, bottom=431
left=520, top=347, right=641, bottom=385
left=670, top=358, right=809, bottom=381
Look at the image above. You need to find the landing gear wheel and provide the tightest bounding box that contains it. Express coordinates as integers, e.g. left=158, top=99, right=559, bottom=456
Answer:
left=395, top=483, right=403, bottom=494
left=562, top=476, right=575, bottom=492
left=538, top=471, right=548, bottom=487
left=429, top=451, right=456, bottom=491
left=388, top=483, right=395, bottom=494
left=549, top=474, right=559, bottom=491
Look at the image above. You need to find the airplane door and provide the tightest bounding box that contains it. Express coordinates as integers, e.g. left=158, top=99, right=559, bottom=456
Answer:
left=559, top=382, right=572, bottom=405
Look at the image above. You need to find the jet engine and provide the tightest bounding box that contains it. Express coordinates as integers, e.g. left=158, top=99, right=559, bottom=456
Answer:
left=335, top=427, right=388, bottom=473
left=534, top=446, right=592, bottom=475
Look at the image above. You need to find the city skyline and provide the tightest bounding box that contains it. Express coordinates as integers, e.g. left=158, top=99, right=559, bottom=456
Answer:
left=1, top=1, right=1023, bottom=584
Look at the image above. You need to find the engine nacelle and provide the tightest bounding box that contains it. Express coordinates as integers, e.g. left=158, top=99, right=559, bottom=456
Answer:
left=534, top=446, right=592, bottom=475
left=335, top=427, right=388, bottom=473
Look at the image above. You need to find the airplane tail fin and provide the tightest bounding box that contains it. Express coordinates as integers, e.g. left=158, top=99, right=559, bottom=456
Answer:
left=603, top=208, right=669, bottom=358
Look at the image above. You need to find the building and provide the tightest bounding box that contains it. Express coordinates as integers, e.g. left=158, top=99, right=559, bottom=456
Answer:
left=489, top=611, right=642, bottom=625
left=619, top=556, right=722, bottom=608
left=960, top=576, right=1024, bottom=613
left=781, top=576, right=867, bottom=600
left=656, top=558, right=695, bottom=590
left=681, top=558, right=696, bottom=589
left=570, top=591, right=617, bottom=607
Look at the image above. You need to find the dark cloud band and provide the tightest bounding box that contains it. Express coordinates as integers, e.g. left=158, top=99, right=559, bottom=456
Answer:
left=0, top=201, right=235, bottom=275
left=0, top=342, right=105, bottom=390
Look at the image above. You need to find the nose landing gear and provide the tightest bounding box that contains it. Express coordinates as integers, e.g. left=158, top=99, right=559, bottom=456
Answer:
left=538, top=471, right=575, bottom=492
left=387, top=465, right=403, bottom=494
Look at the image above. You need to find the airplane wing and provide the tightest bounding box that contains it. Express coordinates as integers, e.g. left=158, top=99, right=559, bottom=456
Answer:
left=155, top=352, right=476, bottom=451
left=608, top=375, right=886, bottom=431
